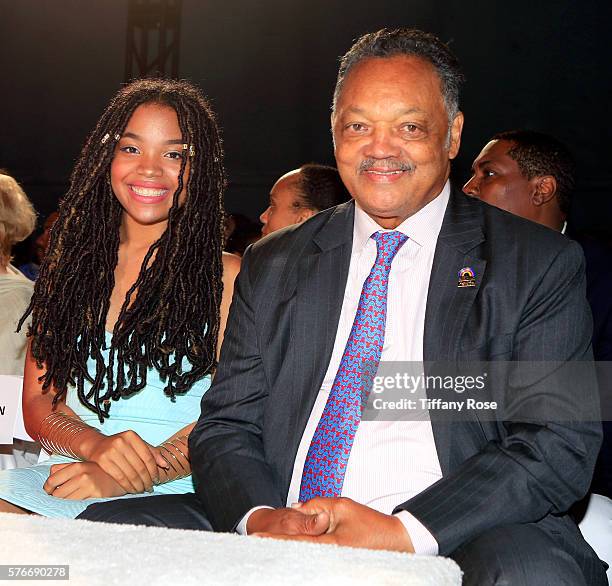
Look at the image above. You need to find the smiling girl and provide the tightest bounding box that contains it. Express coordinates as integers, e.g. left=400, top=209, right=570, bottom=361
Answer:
left=0, top=79, right=240, bottom=516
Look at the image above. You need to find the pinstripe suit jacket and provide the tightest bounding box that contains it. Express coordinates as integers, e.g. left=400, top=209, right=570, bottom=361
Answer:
left=189, top=188, right=602, bottom=563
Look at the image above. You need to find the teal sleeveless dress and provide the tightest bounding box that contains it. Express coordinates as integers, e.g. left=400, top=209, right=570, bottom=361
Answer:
left=0, top=332, right=209, bottom=517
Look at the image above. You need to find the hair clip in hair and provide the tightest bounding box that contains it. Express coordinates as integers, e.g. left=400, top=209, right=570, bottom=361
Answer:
left=101, top=133, right=121, bottom=145
left=183, top=144, right=195, bottom=157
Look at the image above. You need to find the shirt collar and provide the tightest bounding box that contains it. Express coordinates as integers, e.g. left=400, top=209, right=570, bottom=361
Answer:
left=353, top=180, right=450, bottom=252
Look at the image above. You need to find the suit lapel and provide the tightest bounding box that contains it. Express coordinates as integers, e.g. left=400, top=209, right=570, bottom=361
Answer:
left=291, top=202, right=354, bottom=437
left=424, top=189, right=486, bottom=475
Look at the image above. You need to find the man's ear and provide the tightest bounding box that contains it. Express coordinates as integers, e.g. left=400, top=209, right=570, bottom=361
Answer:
left=448, top=111, right=464, bottom=160
left=297, top=209, right=317, bottom=223
left=531, top=175, right=557, bottom=206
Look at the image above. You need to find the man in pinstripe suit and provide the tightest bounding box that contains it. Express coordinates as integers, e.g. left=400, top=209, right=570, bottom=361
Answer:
left=79, top=28, right=606, bottom=585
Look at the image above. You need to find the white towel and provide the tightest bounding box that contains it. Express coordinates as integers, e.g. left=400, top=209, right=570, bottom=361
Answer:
left=0, top=512, right=462, bottom=585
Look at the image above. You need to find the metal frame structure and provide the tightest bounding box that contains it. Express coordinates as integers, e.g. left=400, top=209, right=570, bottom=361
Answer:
left=124, top=0, right=182, bottom=80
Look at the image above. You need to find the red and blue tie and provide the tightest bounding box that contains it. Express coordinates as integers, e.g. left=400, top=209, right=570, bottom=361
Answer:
left=299, top=230, right=408, bottom=501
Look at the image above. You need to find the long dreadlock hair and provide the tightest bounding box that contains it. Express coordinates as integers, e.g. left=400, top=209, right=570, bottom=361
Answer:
left=20, top=78, right=225, bottom=422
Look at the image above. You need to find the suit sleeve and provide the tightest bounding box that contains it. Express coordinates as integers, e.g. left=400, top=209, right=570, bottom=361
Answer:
left=395, top=239, right=603, bottom=555
left=189, top=246, right=285, bottom=532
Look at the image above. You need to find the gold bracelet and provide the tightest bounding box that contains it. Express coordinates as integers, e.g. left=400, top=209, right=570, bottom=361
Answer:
left=38, top=413, right=73, bottom=457
left=37, top=412, right=93, bottom=459
left=45, top=417, right=79, bottom=459
left=156, top=441, right=191, bottom=484
left=157, top=448, right=177, bottom=473
left=158, top=444, right=183, bottom=472
left=39, top=417, right=76, bottom=458
left=165, top=439, right=189, bottom=463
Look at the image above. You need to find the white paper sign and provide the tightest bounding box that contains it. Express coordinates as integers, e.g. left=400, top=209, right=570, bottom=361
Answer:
left=0, top=376, right=22, bottom=444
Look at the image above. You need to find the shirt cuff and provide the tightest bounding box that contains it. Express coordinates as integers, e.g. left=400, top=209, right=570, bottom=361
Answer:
left=394, top=510, right=438, bottom=555
left=235, top=506, right=275, bottom=535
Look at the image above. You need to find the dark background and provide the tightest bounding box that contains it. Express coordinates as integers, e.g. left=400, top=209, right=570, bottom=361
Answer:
left=1, top=0, right=610, bottom=234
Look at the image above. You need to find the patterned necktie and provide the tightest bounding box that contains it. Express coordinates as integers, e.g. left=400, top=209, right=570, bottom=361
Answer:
left=299, top=230, right=408, bottom=501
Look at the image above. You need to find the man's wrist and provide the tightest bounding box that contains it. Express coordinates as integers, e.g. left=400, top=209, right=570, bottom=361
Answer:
left=394, top=511, right=437, bottom=555
left=246, top=506, right=276, bottom=534
left=390, top=513, right=415, bottom=553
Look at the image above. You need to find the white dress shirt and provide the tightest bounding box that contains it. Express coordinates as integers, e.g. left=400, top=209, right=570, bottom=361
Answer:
left=239, top=182, right=450, bottom=554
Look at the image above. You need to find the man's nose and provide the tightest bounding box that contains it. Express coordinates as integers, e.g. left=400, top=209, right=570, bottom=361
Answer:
left=364, top=127, right=401, bottom=159
left=259, top=208, right=270, bottom=224
left=462, top=175, right=479, bottom=196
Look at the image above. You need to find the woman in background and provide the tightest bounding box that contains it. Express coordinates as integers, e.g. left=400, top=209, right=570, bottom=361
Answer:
left=259, top=163, right=351, bottom=236
left=0, top=78, right=240, bottom=516
left=0, top=174, right=38, bottom=468
left=0, top=173, right=36, bottom=376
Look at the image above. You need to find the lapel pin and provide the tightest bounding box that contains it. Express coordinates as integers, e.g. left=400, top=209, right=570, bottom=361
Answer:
left=458, top=267, right=476, bottom=288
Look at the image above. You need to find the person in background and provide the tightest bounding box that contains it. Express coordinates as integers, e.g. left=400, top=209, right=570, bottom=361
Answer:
left=0, top=174, right=37, bottom=468
left=463, top=129, right=612, bottom=498
left=260, top=163, right=351, bottom=236
left=0, top=173, right=36, bottom=375
left=462, top=129, right=573, bottom=232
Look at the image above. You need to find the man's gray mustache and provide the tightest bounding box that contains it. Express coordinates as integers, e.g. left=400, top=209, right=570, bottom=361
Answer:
left=359, top=159, right=415, bottom=172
